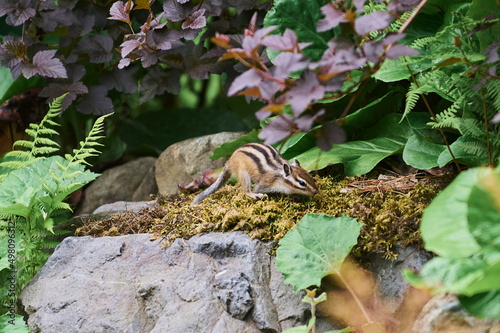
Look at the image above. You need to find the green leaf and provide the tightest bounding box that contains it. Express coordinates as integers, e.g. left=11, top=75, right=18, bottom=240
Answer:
left=403, top=256, right=488, bottom=295
left=296, top=136, right=404, bottom=176
left=373, top=57, right=432, bottom=82
left=0, top=74, right=43, bottom=105
left=279, top=133, right=316, bottom=161
left=0, top=314, right=29, bottom=332
left=467, top=169, right=500, bottom=252
left=402, top=134, right=445, bottom=170
left=344, top=89, right=405, bottom=134
left=263, top=0, right=336, bottom=61
left=438, top=136, right=490, bottom=167
left=0, top=67, right=14, bottom=103
left=459, top=291, right=500, bottom=319
left=0, top=156, right=98, bottom=210
left=420, top=167, right=482, bottom=258
left=276, top=214, right=362, bottom=292
left=210, top=130, right=260, bottom=161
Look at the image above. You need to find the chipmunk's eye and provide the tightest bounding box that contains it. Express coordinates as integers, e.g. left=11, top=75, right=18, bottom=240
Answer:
left=298, top=180, right=306, bottom=187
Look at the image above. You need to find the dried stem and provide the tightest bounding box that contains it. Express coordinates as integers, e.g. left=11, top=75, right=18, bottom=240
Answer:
left=335, top=268, right=372, bottom=324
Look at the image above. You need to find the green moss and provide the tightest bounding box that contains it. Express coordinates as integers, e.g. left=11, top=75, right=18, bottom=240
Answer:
left=76, top=172, right=452, bottom=259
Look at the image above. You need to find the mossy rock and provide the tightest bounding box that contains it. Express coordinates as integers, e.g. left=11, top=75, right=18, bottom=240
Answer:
left=76, top=168, right=453, bottom=259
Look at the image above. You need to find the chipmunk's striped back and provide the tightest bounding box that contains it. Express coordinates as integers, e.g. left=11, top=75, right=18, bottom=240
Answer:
left=192, top=142, right=318, bottom=205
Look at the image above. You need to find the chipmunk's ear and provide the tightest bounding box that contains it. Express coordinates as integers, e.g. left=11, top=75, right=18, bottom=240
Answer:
left=292, top=158, right=300, bottom=167
left=282, top=163, right=292, bottom=177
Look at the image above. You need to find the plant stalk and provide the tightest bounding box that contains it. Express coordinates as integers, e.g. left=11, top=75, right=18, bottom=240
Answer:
left=405, top=64, right=462, bottom=172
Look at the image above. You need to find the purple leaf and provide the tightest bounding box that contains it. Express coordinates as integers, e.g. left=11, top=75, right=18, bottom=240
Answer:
left=228, top=69, right=262, bottom=96
left=118, top=57, right=131, bottom=69
left=317, top=39, right=366, bottom=78
left=387, top=0, right=421, bottom=12
left=483, top=40, right=500, bottom=64
left=0, top=0, right=35, bottom=26
left=317, top=122, right=346, bottom=151
left=287, top=70, right=325, bottom=116
left=121, top=39, right=141, bottom=57
left=258, top=80, right=282, bottom=101
left=184, top=42, right=226, bottom=80
left=296, top=109, right=325, bottom=132
left=492, top=112, right=500, bottom=124
left=163, top=0, right=192, bottom=22
left=354, top=0, right=366, bottom=13
left=385, top=44, right=419, bottom=59
left=317, top=4, right=348, bottom=32
left=100, top=67, right=138, bottom=93
left=258, top=115, right=294, bottom=144
left=140, top=68, right=181, bottom=103
left=355, top=12, right=393, bottom=36
left=270, top=52, right=309, bottom=80
left=22, top=50, right=67, bottom=79
left=40, top=81, right=88, bottom=111
left=141, top=52, right=159, bottom=68
left=0, top=38, right=24, bottom=68
left=262, top=28, right=300, bottom=51
left=76, top=85, right=113, bottom=115
left=108, top=1, right=130, bottom=22
left=33, top=8, right=76, bottom=32
left=241, top=26, right=277, bottom=57
left=77, top=35, right=114, bottom=63
left=255, top=109, right=272, bottom=121
left=182, top=8, right=206, bottom=30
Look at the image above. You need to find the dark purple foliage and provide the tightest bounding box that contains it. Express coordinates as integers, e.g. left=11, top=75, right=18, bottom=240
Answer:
left=317, top=5, right=348, bottom=32
left=22, top=50, right=67, bottom=79
left=0, top=0, right=426, bottom=154
left=316, top=121, right=346, bottom=151
left=287, top=70, right=325, bottom=116
left=0, top=0, right=35, bottom=26
left=259, top=114, right=294, bottom=144
left=76, top=85, right=113, bottom=115
left=354, top=12, right=393, bottom=36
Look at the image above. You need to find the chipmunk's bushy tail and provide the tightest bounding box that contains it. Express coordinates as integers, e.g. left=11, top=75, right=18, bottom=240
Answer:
left=191, top=166, right=231, bottom=205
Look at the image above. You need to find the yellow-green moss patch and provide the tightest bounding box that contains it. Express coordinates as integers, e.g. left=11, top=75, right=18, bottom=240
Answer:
left=76, top=170, right=453, bottom=259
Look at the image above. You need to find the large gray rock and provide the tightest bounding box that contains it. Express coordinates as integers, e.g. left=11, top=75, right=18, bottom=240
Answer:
left=155, top=132, right=245, bottom=195
left=76, top=157, right=157, bottom=215
left=19, top=232, right=326, bottom=333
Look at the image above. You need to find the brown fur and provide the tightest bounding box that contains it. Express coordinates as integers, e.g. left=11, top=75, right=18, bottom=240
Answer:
left=192, top=143, right=318, bottom=205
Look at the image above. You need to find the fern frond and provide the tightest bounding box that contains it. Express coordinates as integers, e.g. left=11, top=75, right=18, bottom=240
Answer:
left=485, top=79, right=500, bottom=116
left=403, top=82, right=424, bottom=118
left=458, top=140, right=488, bottom=157
left=428, top=96, right=464, bottom=131
left=65, top=113, right=111, bottom=169
left=13, top=140, right=35, bottom=150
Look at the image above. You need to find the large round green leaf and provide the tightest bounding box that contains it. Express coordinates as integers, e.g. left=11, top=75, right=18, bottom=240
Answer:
left=421, top=168, right=482, bottom=258
left=276, top=214, right=362, bottom=292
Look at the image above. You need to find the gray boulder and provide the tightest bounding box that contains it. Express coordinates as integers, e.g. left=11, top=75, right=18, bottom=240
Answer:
left=155, top=132, right=245, bottom=195
left=19, top=232, right=328, bottom=333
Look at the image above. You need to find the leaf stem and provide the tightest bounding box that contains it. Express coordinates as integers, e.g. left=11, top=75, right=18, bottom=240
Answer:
left=405, top=63, right=462, bottom=172
left=480, top=87, right=493, bottom=167
left=335, top=268, right=372, bottom=324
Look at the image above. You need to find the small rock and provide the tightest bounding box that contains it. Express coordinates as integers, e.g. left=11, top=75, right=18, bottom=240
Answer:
left=92, top=200, right=156, bottom=215
left=413, top=293, right=500, bottom=333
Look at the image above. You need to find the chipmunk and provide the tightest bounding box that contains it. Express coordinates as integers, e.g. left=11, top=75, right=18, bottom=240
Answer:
left=191, top=142, right=319, bottom=205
